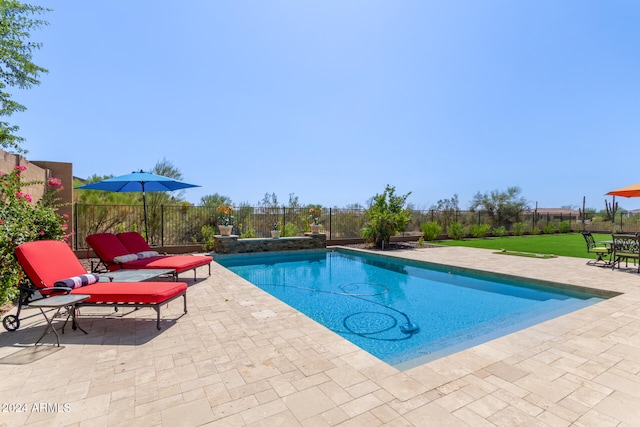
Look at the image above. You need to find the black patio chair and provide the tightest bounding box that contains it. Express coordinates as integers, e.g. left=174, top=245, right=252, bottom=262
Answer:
left=611, top=234, right=640, bottom=273
left=581, top=232, right=611, bottom=264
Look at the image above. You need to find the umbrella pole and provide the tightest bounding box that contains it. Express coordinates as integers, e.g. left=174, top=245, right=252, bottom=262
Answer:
left=142, top=184, right=149, bottom=243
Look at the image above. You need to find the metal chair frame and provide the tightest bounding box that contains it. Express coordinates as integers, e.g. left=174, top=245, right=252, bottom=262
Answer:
left=611, top=234, right=640, bottom=273
left=581, top=232, right=611, bottom=264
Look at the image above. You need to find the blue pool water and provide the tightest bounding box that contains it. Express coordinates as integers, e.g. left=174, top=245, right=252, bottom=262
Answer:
left=215, top=249, right=607, bottom=369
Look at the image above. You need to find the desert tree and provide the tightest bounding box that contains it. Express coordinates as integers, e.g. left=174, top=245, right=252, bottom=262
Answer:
left=361, top=185, right=412, bottom=248
left=469, top=186, right=529, bottom=227
left=0, top=1, right=50, bottom=154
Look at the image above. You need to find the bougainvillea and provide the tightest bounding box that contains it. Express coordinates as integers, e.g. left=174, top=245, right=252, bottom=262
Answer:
left=0, top=166, right=72, bottom=305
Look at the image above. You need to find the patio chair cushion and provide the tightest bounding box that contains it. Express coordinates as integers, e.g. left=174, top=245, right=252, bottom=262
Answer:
left=116, top=231, right=213, bottom=273
left=69, top=281, right=187, bottom=304
left=14, top=240, right=188, bottom=330
left=15, top=240, right=186, bottom=298
left=116, top=232, right=213, bottom=274
left=19, top=240, right=91, bottom=287
left=86, top=233, right=132, bottom=268
left=87, top=232, right=213, bottom=276
left=54, top=273, right=100, bottom=289
left=137, top=250, right=159, bottom=259
left=116, top=256, right=212, bottom=273
left=116, top=231, right=156, bottom=253
left=113, top=253, right=140, bottom=263
left=589, top=247, right=609, bottom=255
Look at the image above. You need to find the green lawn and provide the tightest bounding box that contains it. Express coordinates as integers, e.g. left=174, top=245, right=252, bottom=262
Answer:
left=431, top=233, right=611, bottom=259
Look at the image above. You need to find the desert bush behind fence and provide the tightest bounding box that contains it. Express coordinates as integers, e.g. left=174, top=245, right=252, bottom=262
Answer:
left=73, top=203, right=640, bottom=249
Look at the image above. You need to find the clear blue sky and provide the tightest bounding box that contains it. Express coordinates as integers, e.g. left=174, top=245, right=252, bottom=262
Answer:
left=13, top=1, right=640, bottom=210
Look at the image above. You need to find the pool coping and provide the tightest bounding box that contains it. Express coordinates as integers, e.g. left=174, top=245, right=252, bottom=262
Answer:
left=334, top=246, right=623, bottom=299
left=216, top=246, right=619, bottom=371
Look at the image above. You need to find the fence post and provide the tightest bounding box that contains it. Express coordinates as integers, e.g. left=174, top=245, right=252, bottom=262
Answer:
left=74, top=202, right=78, bottom=250
left=620, top=211, right=623, bottom=232
left=329, top=207, right=332, bottom=240
left=282, top=207, right=286, bottom=235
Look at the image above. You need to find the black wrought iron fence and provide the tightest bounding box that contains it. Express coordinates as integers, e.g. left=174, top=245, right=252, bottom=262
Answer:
left=73, top=203, right=640, bottom=250
left=73, top=204, right=367, bottom=249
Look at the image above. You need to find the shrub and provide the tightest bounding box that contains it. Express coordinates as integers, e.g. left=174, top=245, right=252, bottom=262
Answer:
left=543, top=223, right=556, bottom=234
left=199, top=225, right=216, bottom=251
left=421, top=221, right=442, bottom=241
left=469, top=223, right=490, bottom=238
left=282, top=222, right=298, bottom=237
left=512, top=222, right=526, bottom=236
left=492, top=226, right=508, bottom=237
left=361, top=185, right=411, bottom=248
left=448, top=222, right=466, bottom=240
left=238, top=223, right=257, bottom=238
left=0, top=166, right=71, bottom=305
left=529, top=225, right=540, bottom=235
left=416, top=236, right=425, bottom=246
left=558, top=220, right=571, bottom=233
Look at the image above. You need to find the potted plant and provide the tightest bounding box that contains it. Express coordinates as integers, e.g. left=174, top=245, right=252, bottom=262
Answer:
left=271, top=222, right=281, bottom=239
left=309, top=207, right=321, bottom=234
left=216, top=205, right=234, bottom=236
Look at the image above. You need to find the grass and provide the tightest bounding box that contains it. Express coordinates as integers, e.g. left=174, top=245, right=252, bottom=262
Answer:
left=431, top=233, right=611, bottom=259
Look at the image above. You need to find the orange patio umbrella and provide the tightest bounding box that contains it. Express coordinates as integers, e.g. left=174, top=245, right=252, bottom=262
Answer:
left=606, top=183, right=640, bottom=198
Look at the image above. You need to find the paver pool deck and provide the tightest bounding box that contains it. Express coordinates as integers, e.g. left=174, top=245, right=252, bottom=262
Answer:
left=1, top=246, right=639, bottom=426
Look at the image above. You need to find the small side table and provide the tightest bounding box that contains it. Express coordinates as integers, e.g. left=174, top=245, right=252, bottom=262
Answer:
left=29, top=294, right=90, bottom=346
left=98, top=269, right=175, bottom=282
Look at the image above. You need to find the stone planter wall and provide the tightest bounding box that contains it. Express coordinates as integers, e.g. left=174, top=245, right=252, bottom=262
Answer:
left=213, top=233, right=326, bottom=254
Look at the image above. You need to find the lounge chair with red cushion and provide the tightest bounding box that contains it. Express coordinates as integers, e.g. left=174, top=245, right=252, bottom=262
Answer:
left=13, top=240, right=187, bottom=330
left=117, top=231, right=167, bottom=253
left=86, top=232, right=212, bottom=280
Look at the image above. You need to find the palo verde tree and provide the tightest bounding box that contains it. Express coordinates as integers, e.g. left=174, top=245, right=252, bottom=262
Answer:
left=200, top=193, right=233, bottom=209
left=361, top=185, right=412, bottom=248
left=469, top=187, right=528, bottom=227
left=258, top=192, right=302, bottom=236
left=199, top=193, right=233, bottom=227
left=469, top=186, right=529, bottom=227
left=146, top=158, right=189, bottom=244
left=0, top=1, right=50, bottom=154
left=73, top=174, right=141, bottom=236
left=73, top=174, right=139, bottom=205
left=430, top=193, right=460, bottom=229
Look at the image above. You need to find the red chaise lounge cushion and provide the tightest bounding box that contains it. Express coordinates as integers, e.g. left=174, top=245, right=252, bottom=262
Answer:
left=86, top=232, right=212, bottom=275
left=116, top=231, right=160, bottom=253
left=15, top=240, right=187, bottom=305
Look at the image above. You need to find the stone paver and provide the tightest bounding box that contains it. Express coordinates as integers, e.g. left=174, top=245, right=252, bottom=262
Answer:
left=0, top=246, right=639, bottom=426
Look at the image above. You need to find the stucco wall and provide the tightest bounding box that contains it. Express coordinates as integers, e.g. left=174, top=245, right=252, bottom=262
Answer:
left=0, top=149, right=74, bottom=245
left=0, top=150, right=47, bottom=201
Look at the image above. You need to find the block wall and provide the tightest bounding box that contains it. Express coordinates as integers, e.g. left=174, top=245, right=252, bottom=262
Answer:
left=0, top=149, right=74, bottom=245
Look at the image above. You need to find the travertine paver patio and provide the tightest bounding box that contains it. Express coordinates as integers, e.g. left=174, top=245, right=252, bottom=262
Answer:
left=1, top=246, right=639, bottom=426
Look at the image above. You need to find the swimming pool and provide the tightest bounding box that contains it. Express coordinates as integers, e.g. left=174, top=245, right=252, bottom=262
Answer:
left=214, top=249, right=608, bottom=369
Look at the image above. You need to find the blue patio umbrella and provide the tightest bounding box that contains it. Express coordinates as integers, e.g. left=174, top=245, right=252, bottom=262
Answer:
left=75, top=171, right=200, bottom=241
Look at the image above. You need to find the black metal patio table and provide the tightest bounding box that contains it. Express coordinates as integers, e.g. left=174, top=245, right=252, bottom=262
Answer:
left=29, top=294, right=90, bottom=346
